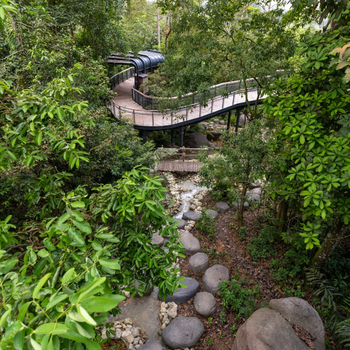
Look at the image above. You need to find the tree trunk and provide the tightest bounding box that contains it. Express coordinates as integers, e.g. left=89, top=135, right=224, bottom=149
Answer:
left=312, top=221, right=345, bottom=268
left=237, top=186, right=248, bottom=226
left=277, top=200, right=288, bottom=232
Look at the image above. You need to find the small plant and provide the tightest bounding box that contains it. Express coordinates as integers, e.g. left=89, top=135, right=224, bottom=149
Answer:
left=219, top=251, right=228, bottom=258
left=205, top=337, right=214, bottom=347
left=196, top=208, right=217, bottom=239
left=247, top=225, right=277, bottom=261
left=219, top=311, right=227, bottom=324
left=230, top=324, right=237, bottom=335
left=218, top=277, right=260, bottom=321
left=207, top=317, right=213, bottom=326
left=237, top=226, right=248, bottom=241
left=204, top=247, right=218, bottom=259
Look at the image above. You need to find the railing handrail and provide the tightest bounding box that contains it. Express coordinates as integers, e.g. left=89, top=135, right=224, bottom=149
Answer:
left=110, top=67, right=135, bottom=89
left=132, top=78, right=255, bottom=102
left=111, top=88, right=238, bottom=115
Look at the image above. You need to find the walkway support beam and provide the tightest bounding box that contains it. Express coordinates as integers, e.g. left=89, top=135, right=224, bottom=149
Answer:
left=227, top=111, right=231, bottom=131
left=179, top=127, right=185, bottom=148
left=235, top=108, right=241, bottom=133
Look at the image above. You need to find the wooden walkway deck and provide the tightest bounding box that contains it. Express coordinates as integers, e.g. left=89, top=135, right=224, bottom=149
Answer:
left=157, top=161, right=202, bottom=173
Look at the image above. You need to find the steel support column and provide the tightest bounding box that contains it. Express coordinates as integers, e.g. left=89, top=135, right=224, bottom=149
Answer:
left=227, top=111, right=232, bottom=131
left=235, top=108, right=241, bottom=133
left=140, top=130, right=150, bottom=144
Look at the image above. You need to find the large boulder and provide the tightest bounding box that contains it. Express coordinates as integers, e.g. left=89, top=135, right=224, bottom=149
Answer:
left=207, top=131, right=223, bottom=141
left=162, top=316, right=204, bottom=349
left=269, top=298, right=325, bottom=350
left=185, top=132, right=211, bottom=148
left=203, top=265, right=229, bottom=294
left=159, top=277, right=200, bottom=304
left=233, top=298, right=325, bottom=350
left=180, top=231, right=201, bottom=255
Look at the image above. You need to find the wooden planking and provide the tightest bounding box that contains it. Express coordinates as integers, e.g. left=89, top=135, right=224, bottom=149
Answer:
left=157, top=161, right=202, bottom=173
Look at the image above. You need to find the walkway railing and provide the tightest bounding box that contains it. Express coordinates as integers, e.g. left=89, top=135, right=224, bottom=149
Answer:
left=131, top=78, right=258, bottom=110
left=110, top=86, right=260, bottom=127
left=110, top=67, right=135, bottom=89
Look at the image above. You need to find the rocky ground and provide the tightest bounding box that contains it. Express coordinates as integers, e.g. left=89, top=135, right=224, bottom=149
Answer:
left=102, top=172, right=339, bottom=350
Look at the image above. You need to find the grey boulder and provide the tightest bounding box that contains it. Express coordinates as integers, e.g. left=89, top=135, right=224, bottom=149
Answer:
left=180, top=231, right=201, bottom=255
left=203, top=265, right=229, bottom=294
left=175, top=219, right=187, bottom=230
left=233, top=308, right=313, bottom=350
left=183, top=211, right=202, bottom=222
left=159, top=277, right=200, bottom=304
left=138, top=341, right=164, bottom=350
left=215, top=202, right=230, bottom=212
left=205, top=209, right=219, bottom=219
left=269, top=297, right=325, bottom=350
left=194, top=292, right=217, bottom=317
left=162, top=316, right=204, bottom=349
left=185, top=132, right=211, bottom=148
left=233, top=298, right=325, bottom=350
left=189, top=252, right=209, bottom=274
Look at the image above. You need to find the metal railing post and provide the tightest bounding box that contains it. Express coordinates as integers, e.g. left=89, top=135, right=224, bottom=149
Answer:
left=222, top=96, right=225, bottom=109
left=152, top=112, right=154, bottom=126
left=211, top=99, right=214, bottom=113
left=133, top=110, right=135, bottom=124
left=199, top=104, right=201, bottom=118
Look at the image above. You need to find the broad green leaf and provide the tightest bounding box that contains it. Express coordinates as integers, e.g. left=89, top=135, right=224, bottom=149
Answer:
left=77, top=305, right=97, bottom=326
left=85, top=340, right=102, bottom=350
left=14, top=329, right=25, bottom=350
left=68, top=228, right=85, bottom=246
left=30, top=338, right=42, bottom=350
left=33, top=273, right=51, bottom=299
left=81, top=296, right=124, bottom=313
left=57, top=213, right=70, bottom=227
left=0, top=307, right=12, bottom=329
left=71, top=201, right=85, bottom=209
left=45, top=294, right=68, bottom=311
left=18, top=302, right=31, bottom=321
left=73, top=220, right=92, bottom=234
left=75, top=322, right=94, bottom=339
left=62, top=268, right=75, bottom=285
left=77, top=277, right=106, bottom=302
left=99, top=258, right=120, bottom=270
left=34, top=323, right=68, bottom=335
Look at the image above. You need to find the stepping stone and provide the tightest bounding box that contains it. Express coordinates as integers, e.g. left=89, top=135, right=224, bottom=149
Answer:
left=174, top=219, right=186, bottom=230
left=152, top=233, right=164, bottom=247
left=180, top=231, right=200, bottom=255
left=189, top=252, right=209, bottom=274
left=215, top=202, right=230, bottom=212
left=203, top=265, right=229, bottom=294
left=183, top=211, right=202, bottom=222
left=162, top=316, right=204, bottom=349
left=158, top=277, right=200, bottom=304
left=138, top=341, right=164, bottom=350
left=205, top=209, right=219, bottom=219
left=194, top=292, right=217, bottom=317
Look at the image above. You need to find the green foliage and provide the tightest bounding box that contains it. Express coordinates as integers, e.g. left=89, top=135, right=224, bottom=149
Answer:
left=219, top=276, right=260, bottom=321
left=200, top=120, right=267, bottom=225
left=195, top=209, right=217, bottom=239
left=247, top=226, right=277, bottom=261
left=0, top=167, right=184, bottom=349
left=264, top=25, right=350, bottom=262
